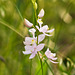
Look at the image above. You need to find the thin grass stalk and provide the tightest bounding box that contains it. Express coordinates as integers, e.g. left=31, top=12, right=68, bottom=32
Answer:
left=0, top=20, right=24, bottom=38
left=37, top=52, right=43, bottom=75
left=36, top=62, right=45, bottom=75
left=15, top=5, right=24, bottom=21
left=44, top=60, right=54, bottom=75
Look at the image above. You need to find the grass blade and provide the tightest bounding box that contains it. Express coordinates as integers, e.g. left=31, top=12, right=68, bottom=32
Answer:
left=0, top=19, right=24, bottom=38
left=44, top=60, right=54, bottom=75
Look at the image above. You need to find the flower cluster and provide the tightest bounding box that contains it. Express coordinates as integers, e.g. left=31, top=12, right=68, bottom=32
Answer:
left=23, top=9, right=58, bottom=63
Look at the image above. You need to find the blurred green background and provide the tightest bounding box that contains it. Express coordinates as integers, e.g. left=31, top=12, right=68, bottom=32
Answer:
left=0, top=0, right=75, bottom=75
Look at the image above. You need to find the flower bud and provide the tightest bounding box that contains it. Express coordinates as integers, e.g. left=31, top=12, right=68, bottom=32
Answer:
left=24, top=19, right=33, bottom=28
left=31, top=0, right=35, bottom=4
left=38, top=9, right=44, bottom=18
left=35, top=2, right=37, bottom=10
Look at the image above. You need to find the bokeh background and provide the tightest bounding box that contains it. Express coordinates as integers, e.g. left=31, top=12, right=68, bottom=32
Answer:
left=0, top=0, right=75, bottom=75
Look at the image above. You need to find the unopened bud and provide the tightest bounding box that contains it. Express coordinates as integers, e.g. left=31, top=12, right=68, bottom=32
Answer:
left=24, top=19, right=33, bottom=28
left=35, top=2, right=37, bottom=10
left=38, top=9, right=44, bottom=18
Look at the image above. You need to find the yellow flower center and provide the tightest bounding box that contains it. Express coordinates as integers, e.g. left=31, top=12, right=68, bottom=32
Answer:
left=31, top=50, right=32, bottom=52
left=47, top=27, right=49, bottom=30
left=39, top=20, right=43, bottom=23
left=50, top=54, right=53, bottom=57
left=31, top=39, right=34, bottom=44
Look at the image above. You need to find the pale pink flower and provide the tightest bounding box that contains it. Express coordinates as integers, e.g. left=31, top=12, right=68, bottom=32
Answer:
left=37, top=19, right=43, bottom=27
left=23, top=37, right=37, bottom=45
left=23, top=28, right=36, bottom=45
left=38, top=9, right=44, bottom=18
left=23, top=34, right=45, bottom=45
left=23, top=43, right=45, bottom=59
left=45, top=48, right=58, bottom=63
left=36, top=25, right=54, bottom=36
left=24, top=28, right=45, bottom=45
left=24, top=19, right=33, bottom=28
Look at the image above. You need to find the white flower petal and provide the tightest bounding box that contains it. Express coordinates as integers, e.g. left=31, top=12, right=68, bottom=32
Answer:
left=36, top=26, right=40, bottom=30
left=45, top=48, right=50, bottom=54
left=46, top=29, right=55, bottom=33
left=49, top=59, right=58, bottom=64
left=38, top=34, right=45, bottom=43
left=32, top=43, right=37, bottom=48
left=37, top=19, right=43, bottom=27
left=25, top=45, right=34, bottom=51
left=38, top=9, right=44, bottom=18
left=52, top=53, right=56, bottom=57
left=36, top=44, right=45, bottom=51
left=45, top=48, right=51, bottom=58
left=44, top=33, right=52, bottom=36
left=29, top=28, right=36, bottom=33
left=51, top=57, right=57, bottom=60
left=23, top=37, right=32, bottom=45
left=29, top=28, right=36, bottom=38
left=24, top=37, right=37, bottom=45
left=40, top=25, right=48, bottom=32
left=24, top=19, right=33, bottom=28
left=22, top=51, right=32, bottom=54
left=29, top=52, right=36, bottom=59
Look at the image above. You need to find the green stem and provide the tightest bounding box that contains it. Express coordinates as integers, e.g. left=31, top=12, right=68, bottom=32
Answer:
left=30, top=59, right=32, bottom=75
left=44, top=60, right=54, bottom=75
left=36, top=61, right=45, bottom=75
left=40, top=59, right=43, bottom=75
left=31, top=0, right=43, bottom=75
left=37, top=31, right=43, bottom=75
left=37, top=52, right=43, bottom=75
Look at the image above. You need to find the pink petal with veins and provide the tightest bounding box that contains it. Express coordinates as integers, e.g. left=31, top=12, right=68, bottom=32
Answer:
left=25, top=45, right=34, bottom=51
left=38, top=34, right=45, bottom=43
left=29, top=52, right=36, bottom=59
left=36, top=44, right=45, bottom=51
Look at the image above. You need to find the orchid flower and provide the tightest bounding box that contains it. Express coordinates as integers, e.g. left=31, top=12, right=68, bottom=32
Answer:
left=23, top=8, right=58, bottom=64
left=23, top=28, right=36, bottom=45
left=45, top=48, right=58, bottom=63
left=36, top=25, right=54, bottom=36
left=37, top=9, right=44, bottom=27
left=23, top=37, right=37, bottom=45
left=38, top=9, right=44, bottom=18
left=23, top=43, right=45, bottom=59
left=23, top=34, right=45, bottom=45
left=24, top=19, right=33, bottom=28
left=23, top=28, right=45, bottom=45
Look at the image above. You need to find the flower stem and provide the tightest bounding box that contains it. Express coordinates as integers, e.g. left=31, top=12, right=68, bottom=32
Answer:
left=30, top=59, right=32, bottom=75
left=31, top=0, right=43, bottom=75
left=37, top=24, right=43, bottom=75
left=40, top=58, right=43, bottom=75
left=38, top=52, right=43, bottom=75
left=44, top=60, right=54, bottom=75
